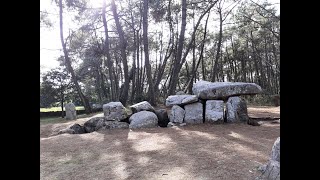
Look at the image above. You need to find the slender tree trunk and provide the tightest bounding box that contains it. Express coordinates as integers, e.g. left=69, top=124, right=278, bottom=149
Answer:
left=60, top=88, right=64, bottom=118
left=102, top=0, right=115, bottom=101
left=111, top=0, right=129, bottom=106
left=168, top=0, right=187, bottom=95
left=142, top=0, right=156, bottom=105
left=135, top=30, right=140, bottom=102
left=130, top=31, right=136, bottom=103
left=184, top=12, right=210, bottom=93
left=212, top=8, right=223, bottom=82
left=59, top=0, right=92, bottom=114
left=170, top=1, right=217, bottom=94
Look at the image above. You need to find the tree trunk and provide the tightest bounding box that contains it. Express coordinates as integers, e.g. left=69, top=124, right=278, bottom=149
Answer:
left=59, top=0, right=92, bottom=114
left=142, top=0, right=156, bottom=105
left=168, top=0, right=187, bottom=95
left=184, top=12, right=210, bottom=93
left=170, top=1, right=217, bottom=94
left=102, top=0, right=115, bottom=101
left=212, top=8, right=223, bottom=82
left=60, top=88, right=64, bottom=118
left=111, top=0, right=130, bottom=106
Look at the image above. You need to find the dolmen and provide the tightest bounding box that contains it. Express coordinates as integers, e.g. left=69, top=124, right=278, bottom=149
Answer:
left=166, top=81, right=262, bottom=126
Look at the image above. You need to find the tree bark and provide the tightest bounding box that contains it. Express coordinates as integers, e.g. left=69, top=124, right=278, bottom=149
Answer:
left=168, top=0, right=187, bottom=95
left=142, top=0, right=156, bottom=105
left=59, top=0, right=92, bottom=114
left=169, top=1, right=218, bottom=94
left=111, top=0, right=130, bottom=106
left=212, top=6, right=223, bottom=82
left=60, top=89, right=64, bottom=118
left=102, top=0, right=115, bottom=101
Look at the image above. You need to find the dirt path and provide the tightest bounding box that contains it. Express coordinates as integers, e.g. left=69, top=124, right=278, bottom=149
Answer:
left=40, top=106, right=279, bottom=180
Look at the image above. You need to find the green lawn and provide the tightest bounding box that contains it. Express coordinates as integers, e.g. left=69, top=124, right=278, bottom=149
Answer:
left=40, top=106, right=85, bottom=112
left=40, top=112, right=102, bottom=125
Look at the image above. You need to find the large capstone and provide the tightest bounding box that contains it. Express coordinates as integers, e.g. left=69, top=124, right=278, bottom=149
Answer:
left=129, top=101, right=155, bottom=113
left=192, top=81, right=262, bottom=100
left=129, top=111, right=158, bottom=129
left=83, top=117, right=105, bottom=133
left=65, top=103, right=77, bottom=120
left=226, top=97, right=249, bottom=123
left=205, top=100, right=224, bottom=123
left=155, top=109, right=170, bottom=127
left=184, top=102, right=203, bottom=124
left=103, top=102, right=128, bottom=121
left=169, top=105, right=185, bottom=123
left=165, top=95, right=198, bottom=106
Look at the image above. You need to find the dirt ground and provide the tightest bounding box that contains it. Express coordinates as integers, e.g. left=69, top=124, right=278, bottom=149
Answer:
left=40, top=106, right=280, bottom=180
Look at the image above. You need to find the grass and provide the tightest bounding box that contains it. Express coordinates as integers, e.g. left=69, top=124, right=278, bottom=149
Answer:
left=40, top=106, right=85, bottom=112
left=40, top=111, right=102, bottom=125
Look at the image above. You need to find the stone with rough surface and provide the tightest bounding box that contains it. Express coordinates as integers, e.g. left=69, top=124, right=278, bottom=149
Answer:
left=169, top=105, right=185, bottom=123
left=83, top=117, right=105, bottom=133
left=58, top=128, right=75, bottom=135
left=65, top=103, right=77, bottom=120
left=129, top=111, right=158, bottom=129
left=165, top=95, right=198, bottom=106
left=258, top=137, right=280, bottom=180
left=130, top=101, right=155, bottom=113
left=226, top=97, right=249, bottom=123
left=270, top=137, right=280, bottom=162
left=101, top=121, right=129, bottom=130
left=69, top=123, right=86, bottom=134
left=192, top=81, right=262, bottom=100
left=184, top=102, right=203, bottom=124
left=205, top=100, right=224, bottom=123
left=103, top=102, right=128, bottom=121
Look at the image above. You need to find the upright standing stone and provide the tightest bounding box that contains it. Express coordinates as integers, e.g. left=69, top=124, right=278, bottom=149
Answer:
left=169, top=105, right=185, bottom=123
left=226, top=97, right=249, bottom=123
left=258, top=137, right=280, bottom=180
left=103, top=102, right=128, bottom=121
left=65, top=103, right=77, bottom=120
left=205, top=100, right=224, bottom=123
left=184, top=102, right=203, bottom=124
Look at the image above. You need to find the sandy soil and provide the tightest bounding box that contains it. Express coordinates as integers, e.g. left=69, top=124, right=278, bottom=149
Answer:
left=40, top=106, right=280, bottom=180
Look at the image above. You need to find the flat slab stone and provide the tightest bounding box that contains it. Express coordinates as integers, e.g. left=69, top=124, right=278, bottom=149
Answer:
left=192, top=81, right=262, bottom=100
left=184, top=102, right=203, bottom=124
left=205, top=100, right=224, bottom=123
left=129, top=101, right=155, bottom=113
left=165, top=95, right=198, bottom=106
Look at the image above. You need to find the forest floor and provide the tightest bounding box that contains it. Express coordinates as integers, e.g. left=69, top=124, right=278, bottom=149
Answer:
left=40, top=105, right=280, bottom=180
